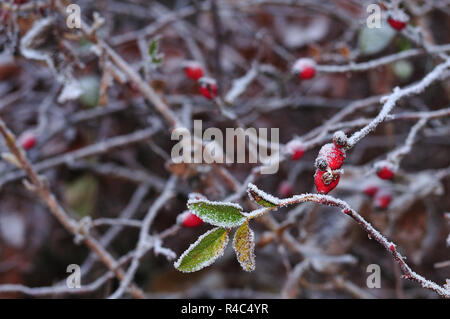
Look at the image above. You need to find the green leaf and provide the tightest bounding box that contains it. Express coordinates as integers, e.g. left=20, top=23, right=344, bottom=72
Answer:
left=149, top=39, right=159, bottom=56
left=64, top=175, right=98, bottom=218
left=233, top=221, right=255, bottom=272
left=174, top=227, right=229, bottom=273
left=148, top=39, right=164, bottom=66
left=188, top=199, right=246, bottom=228
left=247, top=183, right=279, bottom=207
left=358, top=22, right=396, bottom=56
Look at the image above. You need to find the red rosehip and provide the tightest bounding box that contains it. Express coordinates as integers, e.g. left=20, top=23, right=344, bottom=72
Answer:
left=363, top=185, right=379, bottom=197
left=184, top=61, right=204, bottom=81
left=314, top=169, right=340, bottom=194
left=375, top=161, right=396, bottom=180
left=388, top=17, right=407, bottom=31
left=198, top=77, right=218, bottom=100
left=177, top=211, right=204, bottom=228
left=18, top=131, right=37, bottom=150
left=278, top=181, right=293, bottom=197
left=316, top=143, right=346, bottom=170
left=292, top=58, right=316, bottom=80
left=333, top=131, right=348, bottom=149
left=285, top=140, right=305, bottom=161
left=374, top=191, right=392, bottom=210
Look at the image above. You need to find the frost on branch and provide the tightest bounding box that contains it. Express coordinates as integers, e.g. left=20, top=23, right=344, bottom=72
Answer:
left=174, top=227, right=229, bottom=273
left=247, top=183, right=280, bottom=207
left=187, top=199, right=246, bottom=228
left=233, top=220, right=256, bottom=272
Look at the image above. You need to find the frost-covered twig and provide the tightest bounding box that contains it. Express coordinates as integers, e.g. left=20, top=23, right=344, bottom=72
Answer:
left=248, top=184, right=450, bottom=298
left=0, top=116, right=145, bottom=299
left=108, top=177, right=177, bottom=299
left=316, top=44, right=450, bottom=73
left=347, top=58, right=450, bottom=147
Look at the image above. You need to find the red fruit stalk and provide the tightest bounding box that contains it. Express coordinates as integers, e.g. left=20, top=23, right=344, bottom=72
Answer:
left=198, top=77, right=218, bottom=100
left=292, top=58, right=316, bottom=80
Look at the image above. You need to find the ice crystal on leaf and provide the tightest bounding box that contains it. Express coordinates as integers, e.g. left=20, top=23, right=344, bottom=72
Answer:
left=233, top=220, right=256, bottom=272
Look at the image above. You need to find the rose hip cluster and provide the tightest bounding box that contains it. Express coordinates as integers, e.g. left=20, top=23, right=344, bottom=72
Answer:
left=183, top=61, right=218, bottom=100
left=314, top=131, right=347, bottom=194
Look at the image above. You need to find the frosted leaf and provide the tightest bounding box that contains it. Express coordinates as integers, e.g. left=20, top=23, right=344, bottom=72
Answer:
left=187, top=199, right=246, bottom=228
left=57, top=80, right=83, bottom=103
left=358, top=21, right=396, bottom=55
left=233, top=221, right=255, bottom=272
left=247, top=183, right=280, bottom=207
left=174, top=227, right=229, bottom=273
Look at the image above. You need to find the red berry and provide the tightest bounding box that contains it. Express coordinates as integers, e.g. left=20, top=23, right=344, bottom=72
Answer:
left=314, top=169, right=340, bottom=194
left=184, top=61, right=204, bottom=81
left=198, top=77, right=218, bottom=100
left=388, top=17, right=407, bottom=31
left=278, top=181, right=293, bottom=197
left=363, top=185, right=379, bottom=197
left=333, top=131, right=348, bottom=149
left=376, top=161, right=396, bottom=180
left=316, top=143, right=346, bottom=170
left=374, top=191, right=392, bottom=210
left=293, top=58, right=316, bottom=80
left=18, top=131, right=37, bottom=150
left=389, top=244, right=395, bottom=252
left=285, top=140, right=305, bottom=161
left=178, top=211, right=204, bottom=228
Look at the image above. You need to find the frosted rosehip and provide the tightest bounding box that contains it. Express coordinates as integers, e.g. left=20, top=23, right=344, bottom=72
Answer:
left=333, top=131, right=348, bottom=149
left=177, top=211, right=204, bottom=228
left=375, top=161, right=396, bottom=180
left=363, top=185, right=379, bottom=197
left=285, top=140, right=305, bottom=161
left=292, top=58, right=316, bottom=80
left=18, top=131, right=37, bottom=150
left=314, top=169, right=340, bottom=194
left=373, top=191, right=392, bottom=210
left=198, top=77, right=218, bottom=100
left=278, top=181, right=293, bottom=197
left=316, top=143, right=346, bottom=170
left=387, top=17, right=407, bottom=31
left=184, top=61, right=204, bottom=81
left=387, top=10, right=408, bottom=31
